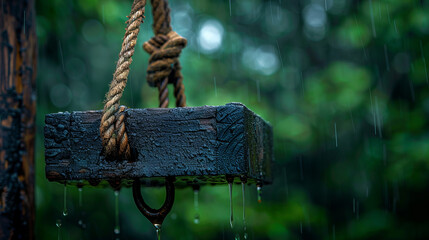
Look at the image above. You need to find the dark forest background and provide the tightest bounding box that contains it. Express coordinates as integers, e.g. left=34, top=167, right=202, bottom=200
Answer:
left=35, top=0, right=429, bottom=239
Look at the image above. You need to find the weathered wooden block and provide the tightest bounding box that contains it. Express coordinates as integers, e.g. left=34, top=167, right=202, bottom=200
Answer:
left=44, top=103, right=273, bottom=188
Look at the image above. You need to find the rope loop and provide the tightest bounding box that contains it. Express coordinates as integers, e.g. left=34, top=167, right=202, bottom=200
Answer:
left=144, top=0, right=187, bottom=108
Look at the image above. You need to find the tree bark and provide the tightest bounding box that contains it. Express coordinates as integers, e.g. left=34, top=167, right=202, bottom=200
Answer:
left=0, top=0, right=37, bottom=239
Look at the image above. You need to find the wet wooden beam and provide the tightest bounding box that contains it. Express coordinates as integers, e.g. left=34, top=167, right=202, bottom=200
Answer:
left=44, top=103, right=273, bottom=188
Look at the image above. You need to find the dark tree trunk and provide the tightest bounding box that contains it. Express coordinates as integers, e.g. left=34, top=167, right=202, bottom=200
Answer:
left=0, top=0, right=37, bottom=239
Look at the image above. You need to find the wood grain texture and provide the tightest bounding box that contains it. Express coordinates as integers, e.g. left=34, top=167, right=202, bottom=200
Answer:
left=45, top=103, right=273, bottom=188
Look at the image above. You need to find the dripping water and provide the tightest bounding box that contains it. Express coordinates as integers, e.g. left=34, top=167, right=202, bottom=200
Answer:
left=114, top=190, right=120, bottom=238
left=256, top=184, right=262, bottom=204
left=368, top=0, right=376, bottom=38
left=229, top=0, right=232, bottom=16
left=241, top=180, right=248, bottom=239
left=213, top=76, right=218, bottom=97
left=78, top=187, right=83, bottom=207
left=334, top=122, right=338, bottom=147
left=384, top=44, right=390, bottom=71
left=420, top=40, right=429, bottom=85
left=63, top=184, right=68, bottom=216
left=276, top=40, right=284, bottom=72
left=227, top=177, right=234, bottom=229
left=102, top=5, right=105, bottom=24
left=256, top=79, right=261, bottom=102
left=193, top=186, right=200, bottom=224
left=394, top=20, right=398, bottom=34
left=356, top=200, right=360, bottom=220
left=58, top=40, right=65, bottom=72
left=283, top=167, right=289, bottom=196
left=386, top=5, right=391, bottom=23
left=370, top=89, right=376, bottom=135
left=353, top=197, right=356, bottom=213
left=56, top=219, right=62, bottom=240
left=77, top=186, right=86, bottom=231
left=154, top=223, right=162, bottom=240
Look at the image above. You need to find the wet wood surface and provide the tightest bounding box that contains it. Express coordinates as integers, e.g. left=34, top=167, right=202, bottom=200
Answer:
left=0, top=0, right=37, bottom=239
left=45, top=103, right=273, bottom=188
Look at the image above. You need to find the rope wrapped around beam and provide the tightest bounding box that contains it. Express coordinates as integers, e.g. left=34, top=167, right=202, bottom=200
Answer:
left=99, top=0, right=188, bottom=160
left=100, top=0, right=146, bottom=160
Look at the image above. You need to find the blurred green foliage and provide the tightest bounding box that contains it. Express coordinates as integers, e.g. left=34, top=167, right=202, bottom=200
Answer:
left=35, top=0, right=429, bottom=239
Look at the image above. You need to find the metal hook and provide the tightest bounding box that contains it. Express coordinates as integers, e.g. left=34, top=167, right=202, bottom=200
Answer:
left=132, top=177, right=175, bottom=226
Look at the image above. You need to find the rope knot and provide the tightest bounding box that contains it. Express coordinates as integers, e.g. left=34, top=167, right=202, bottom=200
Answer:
left=143, top=31, right=187, bottom=87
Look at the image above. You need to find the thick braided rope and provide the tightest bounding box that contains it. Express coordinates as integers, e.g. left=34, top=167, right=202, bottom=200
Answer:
left=151, top=0, right=172, bottom=35
left=172, top=62, right=186, bottom=107
left=100, top=0, right=146, bottom=159
left=144, top=0, right=187, bottom=107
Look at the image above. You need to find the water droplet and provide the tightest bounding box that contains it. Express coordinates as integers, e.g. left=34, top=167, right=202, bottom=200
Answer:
left=235, top=233, right=241, bottom=240
left=56, top=219, right=62, bottom=228
left=154, top=224, right=162, bottom=240
left=56, top=219, right=62, bottom=240
left=114, top=190, right=120, bottom=236
left=78, top=219, right=87, bottom=230
left=193, top=215, right=200, bottom=224
left=63, top=184, right=68, bottom=216
left=257, top=184, right=262, bottom=204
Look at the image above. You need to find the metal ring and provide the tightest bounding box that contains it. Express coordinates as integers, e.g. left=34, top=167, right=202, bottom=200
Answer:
left=132, top=177, right=175, bottom=225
